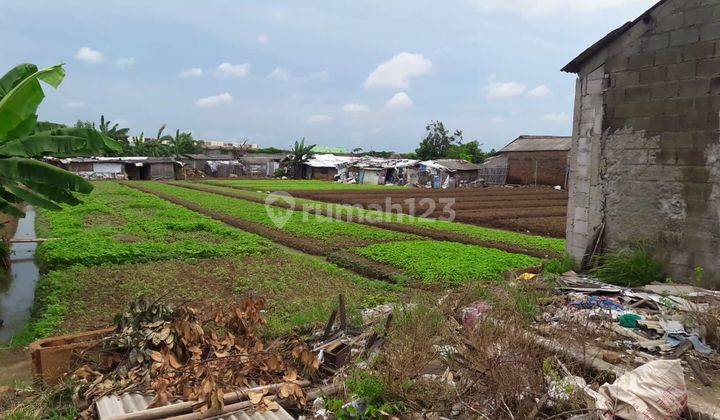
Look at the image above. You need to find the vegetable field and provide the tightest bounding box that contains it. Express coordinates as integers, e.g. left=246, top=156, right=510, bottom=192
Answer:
left=204, top=179, right=405, bottom=191
left=17, top=179, right=563, bottom=345
left=260, top=185, right=570, bottom=237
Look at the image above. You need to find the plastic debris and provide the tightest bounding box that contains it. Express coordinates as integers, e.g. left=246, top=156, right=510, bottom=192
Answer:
left=596, top=360, right=687, bottom=419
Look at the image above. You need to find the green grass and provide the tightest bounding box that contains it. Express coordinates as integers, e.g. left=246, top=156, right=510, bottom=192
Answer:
left=354, top=240, right=541, bottom=286
left=184, top=182, right=566, bottom=255
left=139, top=182, right=418, bottom=244
left=35, top=182, right=270, bottom=270
left=592, top=244, right=665, bottom=287
left=12, top=251, right=413, bottom=345
left=205, top=179, right=405, bottom=191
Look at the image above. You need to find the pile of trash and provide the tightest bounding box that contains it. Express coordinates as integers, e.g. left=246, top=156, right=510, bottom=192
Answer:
left=71, top=298, right=321, bottom=417
left=19, top=278, right=720, bottom=419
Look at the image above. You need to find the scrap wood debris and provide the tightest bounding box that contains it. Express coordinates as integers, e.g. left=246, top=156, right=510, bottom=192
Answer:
left=71, top=298, right=320, bottom=417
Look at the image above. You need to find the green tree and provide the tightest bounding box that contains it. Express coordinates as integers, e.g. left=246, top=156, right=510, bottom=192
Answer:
left=0, top=63, right=121, bottom=216
left=446, top=140, right=488, bottom=163
left=288, top=138, right=316, bottom=179
left=415, top=121, right=463, bottom=161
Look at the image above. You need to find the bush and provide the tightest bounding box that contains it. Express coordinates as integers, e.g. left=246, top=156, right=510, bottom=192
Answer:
left=592, top=244, right=664, bottom=287
left=543, top=253, right=576, bottom=276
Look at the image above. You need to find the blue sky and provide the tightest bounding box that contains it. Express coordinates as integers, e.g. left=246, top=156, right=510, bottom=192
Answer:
left=1, top=0, right=657, bottom=152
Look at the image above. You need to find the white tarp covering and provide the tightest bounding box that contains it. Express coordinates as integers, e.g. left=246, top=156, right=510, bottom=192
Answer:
left=304, top=154, right=353, bottom=168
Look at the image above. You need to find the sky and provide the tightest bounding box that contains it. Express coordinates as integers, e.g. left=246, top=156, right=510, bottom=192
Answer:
left=1, top=0, right=658, bottom=153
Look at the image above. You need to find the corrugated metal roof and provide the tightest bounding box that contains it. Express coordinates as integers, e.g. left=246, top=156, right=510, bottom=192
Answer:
left=498, top=136, right=571, bottom=153
left=433, top=159, right=481, bottom=171
left=96, top=392, right=294, bottom=420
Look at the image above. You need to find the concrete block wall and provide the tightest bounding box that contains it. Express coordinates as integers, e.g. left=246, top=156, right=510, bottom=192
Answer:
left=567, top=0, right=720, bottom=288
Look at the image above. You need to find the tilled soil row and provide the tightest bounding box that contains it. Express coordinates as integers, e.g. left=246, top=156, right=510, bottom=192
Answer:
left=169, top=182, right=558, bottom=258
left=286, top=188, right=568, bottom=199
left=127, top=183, right=403, bottom=282
left=493, top=216, right=567, bottom=238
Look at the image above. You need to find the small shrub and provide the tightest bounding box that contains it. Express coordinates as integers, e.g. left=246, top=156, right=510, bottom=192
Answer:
left=592, top=244, right=664, bottom=287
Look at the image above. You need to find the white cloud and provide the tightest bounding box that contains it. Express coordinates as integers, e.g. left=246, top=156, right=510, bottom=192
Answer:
left=485, top=81, right=526, bottom=100
left=215, top=62, right=250, bottom=77
left=364, top=52, right=432, bottom=89
left=308, top=70, right=329, bottom=82
left=384, top=92, right=414, bottom=110
left=267, top=67, right=291, bottom=81
left=74, top=46, right=103, bottom=64
left=307, top=114, right=332, bottom=124
left=541, top=112, right=571, bottom=123
left=257, top=33, right=270, bottom=43
left=469, top=0, right=649, bottom=18
left=64, top=101, right=85, bottom=109
left=114, top=57, right=135, bottom=69
left=179, top=68, right=203, bottom=78
left=342, top=103, right=370, bottom=114
left=195, top=92, right=233, bottom=108
left=527, top=84, right=552, bottom=98
left=489, top=117, right=505, bottom=124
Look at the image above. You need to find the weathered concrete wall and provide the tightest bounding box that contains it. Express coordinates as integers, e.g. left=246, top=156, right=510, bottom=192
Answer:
left=505, top=150, right=569, bottom=186
left=567, top=0, right=720, bottom=288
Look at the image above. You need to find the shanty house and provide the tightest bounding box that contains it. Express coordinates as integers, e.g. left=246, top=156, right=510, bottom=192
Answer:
left=237, top=153, right=285, bottom=177
left=496, top=135, right=571, bottom=186
left=478, top=155, right=509, bottom=185
left=182, top=154, right=243, bottom=177
left=417, top=159, right=481, bottom=188
left=49, top=157, right=178, bottom=180
left=300, top=154, right=353, bottom=180
left=563, top=0, right=720, bottom=287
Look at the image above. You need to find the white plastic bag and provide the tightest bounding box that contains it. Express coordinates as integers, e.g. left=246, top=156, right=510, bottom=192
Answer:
left=596, top=359, right=687, bottom=420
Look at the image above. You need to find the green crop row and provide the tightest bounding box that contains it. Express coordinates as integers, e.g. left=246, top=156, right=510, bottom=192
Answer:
left=138, top=182, right=417, bottom=244
left=354, top=240, right=541, bottom=286
left=205, top=179, right=405, bottom=191
left=36, top=182, right=270, bottom=270
left=186, top=182, right=565, bottom=255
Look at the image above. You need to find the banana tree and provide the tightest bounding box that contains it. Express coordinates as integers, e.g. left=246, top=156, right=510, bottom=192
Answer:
left=0, top=63, right=122, bottom=217
left=288, top=138, right=316, bottom=179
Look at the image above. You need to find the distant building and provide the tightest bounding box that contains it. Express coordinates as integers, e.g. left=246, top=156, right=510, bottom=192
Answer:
left=181, top=154, right=243, bottom=177
left=47, top=157, right=178, bottom=180
left=238, top=153, right=285, bottom=177
left=496, top=135, right=572, bottom=186
left=300, top=154, right=353, bottom=180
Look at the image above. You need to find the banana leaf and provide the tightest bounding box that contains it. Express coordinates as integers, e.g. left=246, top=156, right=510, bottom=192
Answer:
left=0, top=157, right=93, bottom=194
left=0, top=127, right=122, bottom=158
left=0, top=195, right=24, bottom=217
left=0, top=179, right=62, bottom=210
left=0, top=64, right=65, bottom=140
left=0, top=63, right=37, bottom=98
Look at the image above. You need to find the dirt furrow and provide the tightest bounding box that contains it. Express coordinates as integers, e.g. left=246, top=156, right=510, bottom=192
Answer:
left=168, top=182, right=559, bottom=258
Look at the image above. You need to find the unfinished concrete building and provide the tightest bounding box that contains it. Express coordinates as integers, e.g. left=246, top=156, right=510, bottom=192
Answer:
left=563, top=0, right=720, bottom=288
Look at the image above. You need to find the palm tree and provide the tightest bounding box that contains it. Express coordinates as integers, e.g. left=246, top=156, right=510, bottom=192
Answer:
left=0, top=63, right=121, bottom=216
left=288, top=138, right=315, bottom=179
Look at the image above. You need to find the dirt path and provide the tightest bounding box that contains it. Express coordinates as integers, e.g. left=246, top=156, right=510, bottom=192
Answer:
left=170, top=181, right=558, bottom=259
